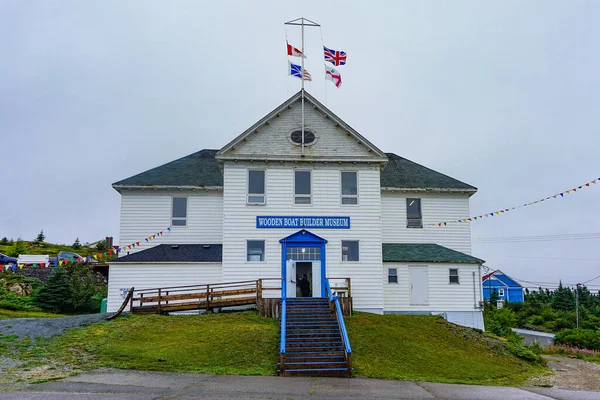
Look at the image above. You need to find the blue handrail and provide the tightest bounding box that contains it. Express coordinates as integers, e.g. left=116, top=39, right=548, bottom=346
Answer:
left=280, top=279, right=287, bottom=355
left=325, top=280, right=352, bottom=355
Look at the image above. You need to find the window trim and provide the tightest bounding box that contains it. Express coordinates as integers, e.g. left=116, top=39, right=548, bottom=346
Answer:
left=341, top=240, right=360, bottom=262
left=498, top=288, right=505, bottom=297
left=246, top=240, right=266, bottom=263
left=449, top=268, right=460, bottom=284
left=288, top=128, right=318, bottom=146
left=293, top=169, right=312, bottom=206
left=406, top=198, right=423, bottom=228
left=388, top=268, right=398, bottom=284
left=247, top=169, right=266, bottom=205
left=340, top=170, right=359, bottom=206
left=171, top=197, right=188, bottom=227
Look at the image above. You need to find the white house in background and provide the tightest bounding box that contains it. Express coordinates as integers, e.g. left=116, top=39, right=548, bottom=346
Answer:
left=107, top=90, right=486, bottom=329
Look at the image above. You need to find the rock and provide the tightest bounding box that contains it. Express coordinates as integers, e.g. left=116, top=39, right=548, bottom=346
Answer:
left=6, top=283, right=32, bottom=296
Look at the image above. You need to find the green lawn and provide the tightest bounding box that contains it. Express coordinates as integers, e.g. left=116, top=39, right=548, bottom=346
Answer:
left=0, top=309, right=66, bottom=320
left=31, top=311, right=546, bottom=385
left=346, top=313, right=545, bottom=385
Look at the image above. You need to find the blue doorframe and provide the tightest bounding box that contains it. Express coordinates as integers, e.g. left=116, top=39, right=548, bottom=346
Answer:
left=279, top=229, right=328, bottom=298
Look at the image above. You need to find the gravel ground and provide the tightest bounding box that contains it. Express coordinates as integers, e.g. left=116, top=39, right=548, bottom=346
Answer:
left=526, top=355, right=600, bottom=392
left=0, top=313, right=109, bottom=339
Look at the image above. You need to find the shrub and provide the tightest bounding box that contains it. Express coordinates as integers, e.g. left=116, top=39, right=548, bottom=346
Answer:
left=554, top=329, right=600, bottom=351
left=484, top=307, right=517, bottom=337
left=0, top=285, right=41, bottom=311
left=529, top=315, right=544, bottom=326
left=0, top=237, right=8, bottom=245
left=34, top=267, right=72, bottom=312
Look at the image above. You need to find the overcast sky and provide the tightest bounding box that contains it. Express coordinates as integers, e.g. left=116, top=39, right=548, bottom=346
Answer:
left=1, top=1, right=599, bottom=289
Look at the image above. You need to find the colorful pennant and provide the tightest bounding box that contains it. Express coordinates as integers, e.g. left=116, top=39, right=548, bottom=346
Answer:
left=431, top=177, right=599, bottom=226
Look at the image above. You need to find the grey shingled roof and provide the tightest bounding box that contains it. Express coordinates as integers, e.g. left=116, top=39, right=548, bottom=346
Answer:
left=381, top=153, right=476, bottom=191
left=111, top=244, right=222, bottom=263
left=113, top=150, right=475, bottom=192
left=112, top=149, right=223, bottom=188
left=383, top=243, right=484, bottom=264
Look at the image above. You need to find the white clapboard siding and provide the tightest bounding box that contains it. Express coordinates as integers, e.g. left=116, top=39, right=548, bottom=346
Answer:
left=222, top=162, right=384, bottom=312
left=106, top=263, right=222, bottom=312
left=118, top=191, right=223, bottom=254
left=228, top=102, right=375, bottom=159
left=381, top=192, right=472, bottom=254
left=383, top=263, right=482, bottom=312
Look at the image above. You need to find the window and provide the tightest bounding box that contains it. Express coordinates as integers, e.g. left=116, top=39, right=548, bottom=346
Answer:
left=294, top=170, right=311, bottom=205
left=341, top=171, right=358, bottom=205
left=247, top=170, right=265, bottom=205
left=498, top=288, right=505, bottom=297
left=341, top=241, right=359, bottom=261
left=388, top=268, right=398, bottom=283
left=290, top=129, right=316, bottom=145
left=172, top=197, right=187, bottom=226
left=449, top=268, right=459, bottom=284
left=407, top=198, right=422, bottom=228
left=287, top=247, right=320, bottom=261
left=247, top=240, right=265, bottom=262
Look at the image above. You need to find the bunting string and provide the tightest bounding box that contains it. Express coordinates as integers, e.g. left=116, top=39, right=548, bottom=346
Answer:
left=11, top=227, right=172, bottom=269
left=431, top=176, right=599, bottom=227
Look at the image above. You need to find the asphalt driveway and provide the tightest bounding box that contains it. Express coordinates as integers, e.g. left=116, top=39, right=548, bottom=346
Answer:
left=1, top=368, right=598, bottom=400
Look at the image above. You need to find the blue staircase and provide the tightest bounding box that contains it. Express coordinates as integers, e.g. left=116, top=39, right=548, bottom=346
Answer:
left=278, top=283, right=352, bottom=377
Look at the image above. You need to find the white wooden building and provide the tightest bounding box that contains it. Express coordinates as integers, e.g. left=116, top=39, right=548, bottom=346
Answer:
left=108, top=90, right=485, bottom=329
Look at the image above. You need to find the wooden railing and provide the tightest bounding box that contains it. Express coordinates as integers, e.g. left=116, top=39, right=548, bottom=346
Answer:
left=129, top=278, right=283, bottom=315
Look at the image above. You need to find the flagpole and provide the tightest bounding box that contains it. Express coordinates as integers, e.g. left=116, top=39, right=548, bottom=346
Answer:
left=284, top=17, right=320, bottom=157
left=301, top=18, right=305, bottom=156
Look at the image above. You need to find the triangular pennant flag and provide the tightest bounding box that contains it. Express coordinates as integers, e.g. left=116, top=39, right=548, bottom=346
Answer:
left=145, top=238, right=149, bottom=242
left=585, top=183, right=590, bottom=187
left=474, top=217, right=477, bottom=220
left=560, top=193, right=564, bottom=197
left=93, top=255, right=98, bottom=260
left=136, top=241, right=140, bottom=246
left=167, top=227, right=171, bottom=231
left=438, top=223, right=442, bottom=227
left=467, top=218, right=472, bottom=221
left=128, top=245, right=131, bottom=249
left=443, top=222, right=447, bottom=226
left=566, top=190, right=570, bottom=194
left=159, top=231, right=163, bottom=236
left=18, top=264, right=24, bottom=269
left=152, top=235, right=156, bottom=239
left=77, top=258, right=82, bottom=263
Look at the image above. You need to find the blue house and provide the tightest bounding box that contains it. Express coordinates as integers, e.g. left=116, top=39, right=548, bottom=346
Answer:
left=482, top=270, right=524, bottom=303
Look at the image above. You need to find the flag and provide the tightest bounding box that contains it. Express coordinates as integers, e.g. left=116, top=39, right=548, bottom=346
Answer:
left=325, top=65, right=342, bottom=88
left=289, top=62, right=312, bottom=81
left=324, top=46, right=347, bottom=66
left=287, top=41, right=306, bottom=58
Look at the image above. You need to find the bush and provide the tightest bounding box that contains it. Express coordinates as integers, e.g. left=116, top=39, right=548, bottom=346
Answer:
left=34, top=267, right=72, bottom=312
left=529, top=315, right=544, bottom=326
left=484, top=307, right=517, bottom=337
left=63, top=264, right=106, bottom=312
left=0, top=285, right=41, bottom=311
left=554, top=329, right=600, bottom=351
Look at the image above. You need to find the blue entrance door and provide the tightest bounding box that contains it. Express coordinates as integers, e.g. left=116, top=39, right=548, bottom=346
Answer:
left=279, top=229, right=327, bottom=298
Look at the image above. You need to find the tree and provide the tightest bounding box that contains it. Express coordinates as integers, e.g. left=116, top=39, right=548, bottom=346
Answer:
left=95, top=240, right=107, bottom=251
left=34, top=267, right=72, bottom=312
left=489, top=288, right=499, bottom=306
left=72, top=238, right=81, bottom=249
left=551, top=281, right=576, bottom=311
left=0, top=237, right=8, bottom=245
left=35, top=230, right=45, bottom=243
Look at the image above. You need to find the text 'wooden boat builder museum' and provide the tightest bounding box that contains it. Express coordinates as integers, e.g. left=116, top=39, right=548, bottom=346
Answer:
left=107, top=90, right=486, bottom=330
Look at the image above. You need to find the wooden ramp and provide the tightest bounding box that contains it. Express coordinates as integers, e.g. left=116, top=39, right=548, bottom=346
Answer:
left=129, top=279, right=280, bottom=315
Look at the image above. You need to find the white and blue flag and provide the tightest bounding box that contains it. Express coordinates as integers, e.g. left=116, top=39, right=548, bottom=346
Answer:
left=288, top=61, right=312, bottom=81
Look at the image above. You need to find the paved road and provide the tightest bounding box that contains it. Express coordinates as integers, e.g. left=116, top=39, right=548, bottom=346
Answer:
left=0, top=369, right=598, bottom=400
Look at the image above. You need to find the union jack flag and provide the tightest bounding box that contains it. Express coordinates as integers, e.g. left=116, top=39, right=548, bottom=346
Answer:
left=324, top=46, right=347, bottom=66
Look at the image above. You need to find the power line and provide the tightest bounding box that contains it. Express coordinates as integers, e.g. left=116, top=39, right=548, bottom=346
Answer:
left=474, top=232, right=600, bottom=243
left=496, top=255, right=600, bottom=262
left=582, top=274, right=600, bottom=284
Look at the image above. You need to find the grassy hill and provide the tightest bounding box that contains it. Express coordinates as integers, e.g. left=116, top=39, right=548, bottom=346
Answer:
left=24, top=311, right=546, bottom=385
left=0, top=241, right=103, bottom=259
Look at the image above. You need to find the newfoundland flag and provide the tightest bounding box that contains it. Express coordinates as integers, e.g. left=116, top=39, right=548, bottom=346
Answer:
left=289, top=61, right=312, bottom=81
left=324, top=46, right=347, bottom=66
left=325, top=65, right=342, bottom=88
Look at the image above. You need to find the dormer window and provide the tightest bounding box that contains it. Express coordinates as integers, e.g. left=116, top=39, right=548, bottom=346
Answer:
left=290, top=129, right=316, bottom=145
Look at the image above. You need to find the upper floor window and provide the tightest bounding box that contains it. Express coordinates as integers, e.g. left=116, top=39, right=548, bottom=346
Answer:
left=341, top=171, right=358, bottom=205
left=294, top=170, right=312, bottom=205
left=247, top=170, right=265, bottom=205
left=407, top=198, right=422, bottom=228
left=341, top=240, right=359, bottom=262
left=498, top=288, right=505, bottom=297
left=449, top=268, right=459, bottom=284
left=388, top=268, right=398, bottom=283
left=247, top=240, right=265, bottom=262
left=172, top=197, right=187, bottom=226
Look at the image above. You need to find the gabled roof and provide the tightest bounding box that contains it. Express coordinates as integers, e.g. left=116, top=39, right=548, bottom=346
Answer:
left=383, top=243, right=484, bottom=264
left=112, top=149, right=223, bottom=190
left=216, top=90, right=389, bottom=163
left=382, top=153, right=476, bottom=192
left=279, top=229, right=328, bottom=244
left=482, top=270, right=522, bottom=287
left=110, top=244, right=222, bottom=263
left=112, top=150, right=476, bottom=193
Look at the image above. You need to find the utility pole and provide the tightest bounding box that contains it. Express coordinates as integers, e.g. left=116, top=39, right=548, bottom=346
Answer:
left=576, top=283, right=580, bottom=329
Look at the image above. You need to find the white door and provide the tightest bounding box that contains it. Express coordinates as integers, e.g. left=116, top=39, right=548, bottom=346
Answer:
left=286, top=260, right=297, bottom=298
left=409, top=266, right=429, bottom=305
left=311, top=261, right=321, bottom=297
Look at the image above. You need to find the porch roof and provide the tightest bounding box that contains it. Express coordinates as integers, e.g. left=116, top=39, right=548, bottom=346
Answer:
left=110, top=244, right=222, bottom=263
left=383, top=243, right=484, bottom=264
